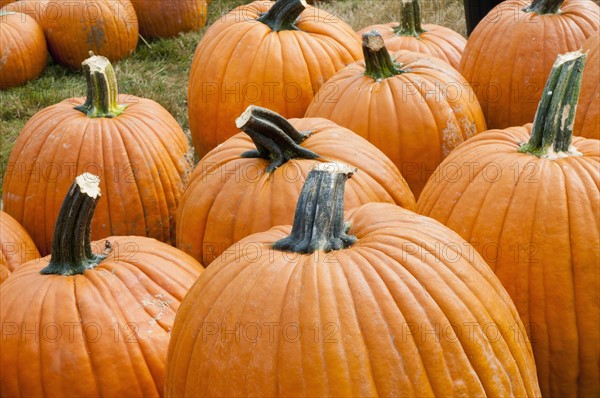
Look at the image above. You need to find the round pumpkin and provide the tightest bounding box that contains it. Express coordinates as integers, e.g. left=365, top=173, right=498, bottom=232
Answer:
left=42, top=0, right=138, bottom=69
left=2, top=55, right=192, bottom=256
left=0, top=0, right=47, bottom=22
left=305, top=32, right=487, bottom=198
left=0, top=11, right=47, bottom=89
left=0, top=211, right=40, bottom=284
left=177, top=106, right=416, bottom=265
left=357, top=0, right=466, bottom=70
left=188, top=0, right=362, bottom=157
left=167, top=163, right=541, bottom=397
left=459, top=0, right=599, bottom=130
left=130, top=0, right=207, bottom=39
left=0, top=173, right=203, bottom=397
left=418, top=51, right=599, bottom=397
left=574, top=33, right=599, bottom=139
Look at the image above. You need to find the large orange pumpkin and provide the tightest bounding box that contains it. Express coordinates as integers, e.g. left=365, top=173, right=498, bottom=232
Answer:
left=167, top=163, right=541, bottom=397
left=2, top=55, right=192, bottom=255
left=188, top=0, right=362, bottom=157
left=42, top=0, right=138, bottom=69
left=306, top=32, right=487, bottom=198
left=0, top=11, right=47, bottom=89
left=418, top=51, right=599, bottom=397
left=177, top=106, right=416, bottom=265
left=0, top=173, right=203, bottom=397
left=130, top=0, right=207, bottom=39
left=357, top=0, right=466, bottom=70
left=0, top=211, right=40, bottom=284
left=459, top=0, right=599, bottom=130
left=574, top=33, right=599, bottom=139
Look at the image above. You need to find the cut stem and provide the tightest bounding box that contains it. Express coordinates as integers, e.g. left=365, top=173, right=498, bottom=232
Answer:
left=41, top=173, right=111, bottom=275
left=363, top=32, right=404, bottom=80
left=518, top=51, right=586, bottom=158
left=273, top=163, right=357, bottom=254
left=235, top=105, right=319, bottom=173
left=523, top=0, right=564, bottom=15
left=393, top=0, right=425, bottom=37
left=75, top=55, right=126, bottom=118
left=257, top=0, right=306, bottom=31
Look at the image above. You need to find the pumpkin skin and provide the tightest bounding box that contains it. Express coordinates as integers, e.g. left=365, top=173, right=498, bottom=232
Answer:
left=0, top=11, right=47, bottom=89
left=167, top=166, right=541, bottom=397
left=459, top=0, right=599, bottom=130
left=0, top=0, right=14, bottom=6
left=574, top=33, right=599, bottom=139
left=130, top=0, right=207, bottom=39
left=187, top=0, right=362, bottom=157
left=42, top=0, right=138, bottom=69
left=0, top=211, right=40, bottom=284
left=306, top=37, right=487, bottom=198
left=1, top=0, right=48, bottom=23
left=2, top=56, right=193, bottom=255
left=177, top=109, right=416, bottom=265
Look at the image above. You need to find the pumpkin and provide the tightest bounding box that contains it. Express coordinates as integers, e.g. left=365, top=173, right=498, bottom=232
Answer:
left=0, top=11, right=47, bottom=89
left=574, top=33, right=599, bottom=139
left=0, top=173, right=203, bottom=397
left=0, top=211, right=40, bottom=284
left=130, top=0, right=207, bottom=39
left=166, top=163, right=541, bottom=397
left=418, top=51, right=599, bottom=397
left=357, top=0, right=466, bottom=70
left=305, top=32, right=487, bottom=198
left=177, top=106, right=416, bottom=265
left=187, top=0, right=362, bottom=157
left=459, top=0, right=599, bottom=130
left=42, top=0, right=138, bottom=69
left=0, top=0, right=14, bottom=6
left=0, top=0, right=47, bottom=22
left=2, top=55, right=192, bottom=256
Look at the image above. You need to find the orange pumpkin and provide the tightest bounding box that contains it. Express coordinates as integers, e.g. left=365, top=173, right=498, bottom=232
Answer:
left=188, top=0, right=362, bottom=157
left=0, top=0, right=14, bottom=6
left=0, top=0, right=47, bottom=22
left=0, top=11, right=47, bottom=89
left=0, top=173, right=203, bottom=397
left=42, top=0, right=138, bottom=69
left=2, top=55, right=192, bottom=255
left=167, top=163, right=541, bottom=397
left=177, top=106, right=416, bottom=265
left=357, top=0, right=466, bottom=70
left=574, top=33, right=599, bottom=139
left=418, top=51, right=599, bottom=397
left=0, top=211, right=40, bottom=284
left=306, top=32, right=487, bottom=198
left=130, top=0, right=207, bottom=39
left=459, top=0, right=599, bottom=130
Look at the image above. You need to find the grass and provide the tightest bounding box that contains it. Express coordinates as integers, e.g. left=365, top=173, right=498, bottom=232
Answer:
left=0, top=0, right=467, bottom=195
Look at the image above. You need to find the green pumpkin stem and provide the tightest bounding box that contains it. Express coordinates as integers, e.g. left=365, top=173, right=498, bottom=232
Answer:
left=393, top=0, right=425, bottom=37
left=257, top=0, right=306, bottom=31
left=518, top=51, right=586, bottom=158
left=235, top=105, right=319, bottom=173
left=363, top=32, right=404, bottom=80
left=523, top=0, right=564, bottom=15
left=75, top=55, right=126, bottom=118
left=273, top=163, right=357, bottom=254
left=41, top=173, right=111, bottom=276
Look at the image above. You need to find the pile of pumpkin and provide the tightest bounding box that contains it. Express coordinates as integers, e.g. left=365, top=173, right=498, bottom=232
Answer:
left=1, top=0, right=599, bottom=396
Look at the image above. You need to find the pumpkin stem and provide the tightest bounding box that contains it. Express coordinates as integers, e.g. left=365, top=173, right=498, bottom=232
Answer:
left=41, top=173, right=111, bottom=276
left=518, top=51, right=586, bottom=158
left=74, top=55, right=126, bottom=118
left=393, top=0, right=425, bottom=37
left=273, top=163, right=357, bottom=254
left=523, top=0, right=564, bottom=15
left=257, top=0, right=306, bottom=31
left=363, top=32, right=404, bottom=80
left=235, top=105, right=320, bottom=173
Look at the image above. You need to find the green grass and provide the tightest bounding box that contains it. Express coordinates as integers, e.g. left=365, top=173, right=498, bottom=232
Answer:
left=0, top=0, right=466, bottom=196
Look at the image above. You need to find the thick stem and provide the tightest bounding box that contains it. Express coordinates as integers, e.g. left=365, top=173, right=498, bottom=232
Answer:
left=74, top=55, right=126, bottom=118
left=523, top=0, right=564, bottom=15
left=257, top=0, right=306, bottom=31
left=518, top=51, right=586, bottom=158
left=41, top=173, right=111, bottom=275
left=393, top=0, right=425, bottom=37
left=363, top=32, right=404, bottom=80
left=273, top=163, right=357, bottom=254
left=235, top=106, right=319, bottom=173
